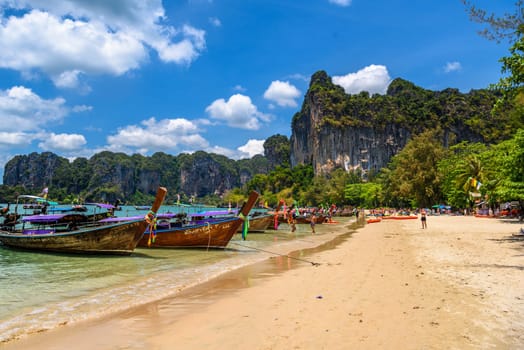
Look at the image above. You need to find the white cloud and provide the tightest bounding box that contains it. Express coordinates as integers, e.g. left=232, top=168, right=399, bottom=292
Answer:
left=0, top=132, right=36, bottom=147
left=263, top=80, right=301, bottom=107
left=444, top=61, right=462, bottom=73
left=329, top=0, right=352, bottom=6
left=0, top=11, right=146, bottom=81
left=233, top=85, right=247, bottom=92
left=38, top=133, right=87, bottom=151
left=237, top=139, right=264, bottom=158
left=0, top=86, right=93, bottom=156
left=0, top=1, right=206, bottom=87
left=107, top=117, right=209, bottom=153
left=209, top=17, right=221, bottom=27
left=0, top=86, right=68, bottom=132
left=72, top=105, right=93, bottom=112
left=54, top=70, right=83, bottom=88
left=205, top=145, right=237, bottom=159
left=205, top=94, right=271, bottom=130
left=286, top=73, right=309, bottom=82
left=154, top=25, right=206, bottom=64
left=203, top=140, right=263, bottom=160
left=333, top=64, right=391, bottom=95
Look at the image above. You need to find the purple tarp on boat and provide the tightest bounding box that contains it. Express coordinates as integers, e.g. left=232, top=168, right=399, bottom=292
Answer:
left=188, top=210, right=237, bottom=217
left=98, top=213, right=178, bottom=223
left=23, top=214, right=71, bottom=222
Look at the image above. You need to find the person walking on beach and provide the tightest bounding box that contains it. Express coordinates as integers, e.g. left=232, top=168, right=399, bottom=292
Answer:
left=420, top=209, right=427, bottom=229
left=310, top=213, right=317, bottom=234
left=288, top=205, right=297, bottom=232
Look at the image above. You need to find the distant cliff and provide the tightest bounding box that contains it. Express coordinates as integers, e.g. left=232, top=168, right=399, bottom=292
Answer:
left=3, top=72, right=512, bottom=201
left=290, top=71, right=505, bottom=175
left=2, top=149, right=274, bottom=203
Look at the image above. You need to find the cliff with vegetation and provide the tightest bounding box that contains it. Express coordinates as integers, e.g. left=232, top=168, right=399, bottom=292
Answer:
left=3, top=71, right=517, bottom=203
left=1, top=146, right=277, bottom=203
left=290, top=70, right=511, bottom=176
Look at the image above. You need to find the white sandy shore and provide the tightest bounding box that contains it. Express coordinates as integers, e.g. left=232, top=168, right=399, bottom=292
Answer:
left=3, top=215, right=523, bottom=349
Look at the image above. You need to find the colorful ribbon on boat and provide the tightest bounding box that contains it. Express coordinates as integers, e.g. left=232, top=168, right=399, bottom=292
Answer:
left=144, top=210, right=158, bottom=247
left=239, top=213, right=249, bottom=240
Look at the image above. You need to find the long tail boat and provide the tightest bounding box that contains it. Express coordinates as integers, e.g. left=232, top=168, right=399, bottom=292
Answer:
left=277, top=213, right=326, bottom=225
left=135, top=191, right=259, bottom=249
left=236, top=212, right=273, bottom=233
left=0, top=187, right=167, bottom=255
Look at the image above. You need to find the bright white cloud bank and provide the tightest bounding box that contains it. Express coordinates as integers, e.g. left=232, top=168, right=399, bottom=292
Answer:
left=38, top=133, right=87, bottom=151
left=0, top=86, right=68, bottom=132
left=0, top=85, right=90, bottom=150
left=0, top=0, right=206, bottom=87
left=263, top=80, right=301, bottom=107
left=333, top=64, right=391, bottom=95
left=205, top=94, right=271, bottom=130
left=107, top=117, right=209, bottom=153
left=238, top=139, right=264, bottom=158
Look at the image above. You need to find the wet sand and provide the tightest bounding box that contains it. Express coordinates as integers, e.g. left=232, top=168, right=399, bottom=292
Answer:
left=3, top=215, right=524, bottom=349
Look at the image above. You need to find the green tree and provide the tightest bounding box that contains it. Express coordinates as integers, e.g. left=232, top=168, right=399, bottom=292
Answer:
left=263, top=134, right=290, bottom=169
left=492, top=26, right=524, bottom=131
left=487, top=129, right=524, bottom=211
left=438, top=142, right=488, bottom=209
left=381, top=130, right=446, bottom=208
left=344, top=182, right=383, bottom=208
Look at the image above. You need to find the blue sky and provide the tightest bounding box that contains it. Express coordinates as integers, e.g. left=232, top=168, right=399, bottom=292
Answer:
left=0, top=0, right=516, bottom=180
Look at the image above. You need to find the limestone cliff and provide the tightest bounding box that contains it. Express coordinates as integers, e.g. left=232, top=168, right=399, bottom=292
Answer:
left=290, top=71, right=500, bottom=176
left=2, top=150, right=269, bottom=202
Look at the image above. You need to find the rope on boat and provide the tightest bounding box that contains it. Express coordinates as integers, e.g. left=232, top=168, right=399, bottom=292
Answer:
left=229, top=241, right=320, bottom=266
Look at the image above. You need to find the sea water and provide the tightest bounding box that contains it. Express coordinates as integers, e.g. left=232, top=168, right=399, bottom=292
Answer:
left=0, top=205, right=349, bottom=343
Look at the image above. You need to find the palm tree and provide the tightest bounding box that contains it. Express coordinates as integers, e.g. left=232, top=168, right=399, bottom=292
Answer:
left=456, top=155, right=486, bottom=210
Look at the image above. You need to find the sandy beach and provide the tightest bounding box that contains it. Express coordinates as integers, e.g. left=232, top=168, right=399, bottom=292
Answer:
left=3, top=215, right=523, bottom=350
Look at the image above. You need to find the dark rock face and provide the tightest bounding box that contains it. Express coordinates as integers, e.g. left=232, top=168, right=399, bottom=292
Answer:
left=179, top=152, right=240, bottom=197
left=290, top=71, right=498, bottom=176
left=135, top=169, right=162, bottom=196
left=3, top=152, right=65, bottom=190
left=263, top=134, right=290, bottom=169
left=290, top=78, right=410, bottom=175
left=3, top=151, right=249, bottom=200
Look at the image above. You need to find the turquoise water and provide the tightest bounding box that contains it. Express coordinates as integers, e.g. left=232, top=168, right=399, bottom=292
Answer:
left=0, top=206, right=341, bottom=343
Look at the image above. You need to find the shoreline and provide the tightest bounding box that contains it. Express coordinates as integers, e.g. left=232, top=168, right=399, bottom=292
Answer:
left=3, top=216, right=523, bottom=349
left=1, top=218, right=358, bottom=349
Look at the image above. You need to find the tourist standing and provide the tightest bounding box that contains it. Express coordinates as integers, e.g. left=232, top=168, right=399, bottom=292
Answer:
left=310, top=214, right=317, bottom=234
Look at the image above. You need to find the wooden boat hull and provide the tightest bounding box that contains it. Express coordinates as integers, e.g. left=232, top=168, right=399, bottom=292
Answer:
left=278, top=214, right=326, bottom=225
left=237, top=214, right=273, bottom=233
left=140, top=190, right=259, bottom=248
left=139, top=217, right=241, bottom=249
left=381, top=216, right=417, bottom=220
left=0, top=220, right=147, bottom=255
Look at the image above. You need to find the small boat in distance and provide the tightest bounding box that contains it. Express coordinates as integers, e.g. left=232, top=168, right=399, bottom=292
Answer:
left=134, top=205, right=150, bottom=210
left=0, top=187, right=167, bottom=255
left=366, top=216, right=382, bottom=224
